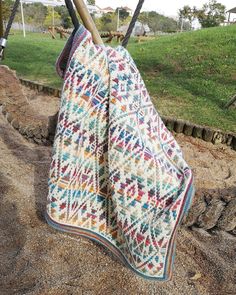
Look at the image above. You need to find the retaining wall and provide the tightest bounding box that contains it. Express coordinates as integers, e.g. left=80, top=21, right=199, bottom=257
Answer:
left=19, top=78, right=236, bottom=150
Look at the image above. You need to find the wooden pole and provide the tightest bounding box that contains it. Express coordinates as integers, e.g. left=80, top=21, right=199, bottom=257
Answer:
left=20, top=0, right=26, bottom=38
left=52, top=6, right=55, bottom=36
left=72, top=0, right=103, bottom=45
left=0, top=0, right=4, bottom=59
left=0, top=0, right=3, bottom=39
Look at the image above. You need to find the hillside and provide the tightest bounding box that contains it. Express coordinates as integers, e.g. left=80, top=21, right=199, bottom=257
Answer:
left=2, top=25, right=236, bottom=132
left=130, top=25, right=236, bottom=132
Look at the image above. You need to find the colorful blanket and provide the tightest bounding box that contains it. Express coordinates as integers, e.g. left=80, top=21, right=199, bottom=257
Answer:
left=46, top=25, right=194, bottom=281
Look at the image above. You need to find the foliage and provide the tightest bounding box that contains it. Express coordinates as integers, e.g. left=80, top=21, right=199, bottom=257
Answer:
left=2, top=0, right=13, bottom=22
left=115, top=8, right=129, bottom=20
left=179, top=5, right=196, bottom=29
left=43, top=7, right=61, bottom=28
left=196, top=0, right=226, bottom=28
left=95, top=7, right=131, bottom=32
left=87, top=0, right=95, bottom=5
left=54, top=6, right=72, bottom=29
left=21, top=3, right=47, bottom=28
left=95, top=13, right=117, bottom=31
left=3, top=2, right=72, bottom=29
left=179, top=1, right=226, bottom=29
left=139, top=11, right=178, bottom=33
left=2, top=2, right=132, bottom=32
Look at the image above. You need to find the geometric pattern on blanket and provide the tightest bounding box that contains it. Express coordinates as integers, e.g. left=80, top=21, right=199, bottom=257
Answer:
left=46, top=25, right=194, bottom=281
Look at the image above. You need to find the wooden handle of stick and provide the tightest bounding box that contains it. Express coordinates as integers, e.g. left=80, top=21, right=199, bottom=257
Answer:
left=72, top=0, right=103, bottom=45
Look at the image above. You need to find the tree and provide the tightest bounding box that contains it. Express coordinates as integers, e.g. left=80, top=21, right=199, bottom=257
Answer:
left=13, top=3, right=47, bottom=28
left=2, top=0, right=13, bottom=22
left=196, top=0, right=226, bottom=28
left=44, top=6, right=61, bottom=28
left=179, top=5, right=195, bottom=30
left=149, top=18, right=160, bottom=34
left=98, top=13, right=117, bottom=31
left=138, top=11, right=149, bottom=24
left=55, top=6, right=72, bottom=28
left=115, top=8, right=129, bottom=21
left=87, top=0, right=95, bottom=5
left=139, top=11, right=178, bottom=34
left=26, top=3, right=47, bottom=27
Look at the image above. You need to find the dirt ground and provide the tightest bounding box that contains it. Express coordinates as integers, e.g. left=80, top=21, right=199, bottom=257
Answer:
left=0, top=90, right=236, bottom=294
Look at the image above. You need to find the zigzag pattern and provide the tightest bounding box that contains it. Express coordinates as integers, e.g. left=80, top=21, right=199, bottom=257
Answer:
left=46, top=25, right=194, bottom=281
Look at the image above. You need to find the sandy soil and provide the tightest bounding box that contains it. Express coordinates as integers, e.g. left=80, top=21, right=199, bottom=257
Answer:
left=21, top=85, right=60, bottom=118
left=0, top=102, right=236, bottom=294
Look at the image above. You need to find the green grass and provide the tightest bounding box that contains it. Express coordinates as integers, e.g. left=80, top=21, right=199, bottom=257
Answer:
left=2, top=30, right=64, bottom=88
left=2, top=26, right=236, bottom=132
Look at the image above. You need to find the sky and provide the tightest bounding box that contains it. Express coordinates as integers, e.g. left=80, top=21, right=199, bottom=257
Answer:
left=96, top=0, right=236, bottom=18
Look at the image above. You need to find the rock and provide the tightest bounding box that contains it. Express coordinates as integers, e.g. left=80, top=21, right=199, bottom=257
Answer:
left=166, top=120, right=175, bottom=131
left=25, top=126, right=34, bottom=138
left=230, top=229, right=236, bottom=236
left=1, top=105, right=7, bottom=116
left=42, top=138, right=50, bottom=145
left=189, top=272, right=202, bottom=281
left=162, top=117, right=167, bottom=124
left=11, top=119, right=20, bottom=130
left=198, top=199, right=225, bottom=230
left=212, top=132, right=224, bottom=144
left=232, top=136, right=236, bottom=151
left=191, top=227, right=212, bottom=237
left=18, top=123, right=28, bottom=136
left=41, top=124, right=49, bottom=139
left=6, top=112, right=14, bottom=124
left=53, top=89, right=60, bottom=97
left=221, top=194, right=235, bottom=203
left=202, top=128, right=214, bottom=142
left=174, top=120, right=185, bottom=133
left=33, top=137, right=43, bottom=144
left=192, top=126, right=203, bottom=139
left=49, top=134, right=55, bottom=144
left=217, top=199, right=236, bottom=231
left=37, top=84, right=44, bottom=92
left=28, top=138, right=35, bottom=144
left=184, top=194, right=207, bottom=227
left=225, top=134, right=233, bottom=146
left=183, top=124, right=194, bottom=136
left=44, top=86, right=54, bottom=96
left=48, top=112, right=58, bottom=137
left=221, top=133, right=229, bottom=144
left=204, top=190, right=221, bottom=205
left=33, top=127, right=43, bottom=139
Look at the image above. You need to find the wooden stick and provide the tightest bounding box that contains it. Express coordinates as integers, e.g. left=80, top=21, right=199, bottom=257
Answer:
left=0, top=0, right=3, bottom=39
left=72, top=0, right=103, bottom=45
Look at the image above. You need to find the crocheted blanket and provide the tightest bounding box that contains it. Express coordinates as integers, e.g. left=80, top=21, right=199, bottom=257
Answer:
left=46, top=25, right=194, bottom=281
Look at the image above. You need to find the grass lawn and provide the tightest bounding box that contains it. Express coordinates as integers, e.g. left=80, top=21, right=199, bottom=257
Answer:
left=2, top=26, right=236, bottom=132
